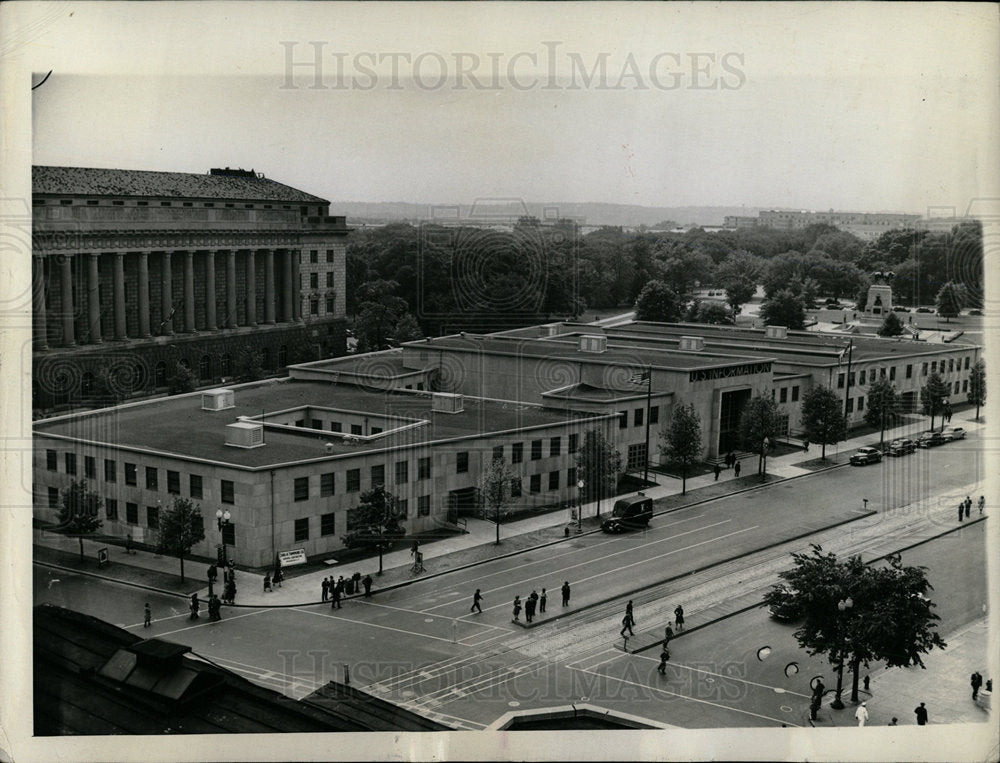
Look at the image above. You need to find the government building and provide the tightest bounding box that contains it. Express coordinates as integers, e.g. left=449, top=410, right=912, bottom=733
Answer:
left=31, top=166, right=350, bottom=410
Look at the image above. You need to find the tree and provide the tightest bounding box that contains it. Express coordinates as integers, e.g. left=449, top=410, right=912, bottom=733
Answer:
left=723, top=277, right=756, bottom=317
left=689, top=301, right=734, bottom=325
left=574, top=428, right=624, bottom=519
left=764, top=545, right=945, bottom=707
left=168, top=362, right=197, bottom=395
left=759, top=289, right=806, bottom=331
left=355, top=280, right=409, bottom=352
left=233, top=344, right=264, bottom=382
left=58, top=479, right=103, bottom=562
left=341, top=485, right=404, bottom=574
left=157, top=497, right=206, bottom=582
left=716, top=250, right=763, bottom=315
left=864, top=376, right=900, bottom=448
left=394, top=312, right=425, bottom=343
left=739, top=395, right=779, bottom=478
left=877, top=312, right=905, bottom=337
left=479, top=457, right=516, bottom=545
left=800, top=386, right=846, bottom=459
left=967, top=358, right=986, bottom=421
left=660, top=403, right=702, bottom=494
left=634, top=280, right=683, bottom=323
left=935, top=281, right=965, bottom=322
left=920, top=372, right=950, bottom=432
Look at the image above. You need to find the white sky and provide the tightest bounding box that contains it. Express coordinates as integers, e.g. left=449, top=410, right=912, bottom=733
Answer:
left=11, top=2, right=999, bottom=215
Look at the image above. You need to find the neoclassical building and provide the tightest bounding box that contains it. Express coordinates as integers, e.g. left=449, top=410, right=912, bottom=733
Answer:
left=31, top=166, right=350, bottom=409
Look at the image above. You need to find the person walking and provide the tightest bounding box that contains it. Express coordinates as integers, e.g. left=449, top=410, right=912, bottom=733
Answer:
left=855, top=701, right=869, bottom=727
left=978, top=495, right=985, bottom=514
left=539, top=588, right=547, bottom=613
left=263, top=572, right=272, bottom=592
left=673, top=605, right=685, bottom=631
left=207, top=563, right=218, bottom=591
left=734, top=461, right=741, bottom=478
left=331, top=579, right=342, bottom=609
left=125, top=533, right=135, bottom=555
left=322, top=577, right=330, bottom=602
left=914, top=702, right=928, bottom=725
left=620, top=611, right=635, bottom=638
left=273, top=566, right=283, bottom=588
left=657, top=644, right=670, bottom=674
left=512, top=595, right=522, bottom=622
left=226, top=579, right=237, bottom=605
left=470, top=588, right=484, bottom=614
left=664, top=623, right=674, bottom=644
left=965, top=496, right=972, bottom=519
left=561, top=581, right=571, bottom=607
left=713, top=463, right=721, bottom=481
left=959, top=502, right=965, bottom=522
left=803, top=440, right=809, bottom=453
left=362, top=574, right=373, bottom=597
left=189, top=594, right=200, bottom=620
left=143, top=602, right=152, bottom=628
left=971, top=671, right=983, bottom=700
left=525, top=591, right=538, bottom=623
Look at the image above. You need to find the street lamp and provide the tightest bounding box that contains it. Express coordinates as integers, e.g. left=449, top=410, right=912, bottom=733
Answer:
left=830, top=596, right=854, bottom=709
left=577, top=479, right=585, bottom=533
left=216, top=509, right=232, bottom=568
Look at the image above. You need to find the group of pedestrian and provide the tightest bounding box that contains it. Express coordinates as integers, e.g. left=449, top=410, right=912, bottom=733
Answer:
left=189, top=593, right=200, bottom=620
left=971, top=670, right=987, bottom=700
left=324, top=576, right=345, bottom=608
left=719, top=452, right=741, bottom=478
left=504, top=583, right=566, bottom=622
left=207, top=594, right=223, bottom=621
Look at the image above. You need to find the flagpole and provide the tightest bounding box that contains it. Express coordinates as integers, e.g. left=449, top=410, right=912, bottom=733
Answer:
left=643, top=366, right=652, bottom=483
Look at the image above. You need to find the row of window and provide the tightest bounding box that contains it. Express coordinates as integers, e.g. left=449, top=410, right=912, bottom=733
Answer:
left=837, top=357, right=971, bottom=390
left=307, top=250, right=338, bottom=264
left=36, top=198, right=327, bottom=218
left=843, top=380, right=965, bottom=413
left=306, top=272, right=337, bottom=288
left=774, top=385, right=801, bottom=404
left=618, top=406, right=660, bottom=430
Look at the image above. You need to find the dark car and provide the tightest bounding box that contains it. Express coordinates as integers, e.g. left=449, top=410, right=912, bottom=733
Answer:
left=824, top=297, right=841, bottom=307
left=601, top=493, right=653, bottom=533
left=917, top=432, right=948, bottom=448
left=892, top=306, right=910, bottom=313
left=850, top=447, right=883, bottom=466
left=915, top=307, right=933, bottom=313
left=888, top=438, right=916, bottom=456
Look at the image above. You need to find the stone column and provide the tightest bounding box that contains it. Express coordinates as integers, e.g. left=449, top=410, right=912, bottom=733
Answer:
left=113, top=253, right=127, bottom=340
left=137, top=252, right=151, bottom=338
left=226, top=250, right=237, bottom=328
left=88, top=253, right=103, bottom=344
left=245, top=249, right=257, bottom=326
left=282, top=249, right=294, bottom=322
left=204, top=251, right=217, bottom=330
left=183, top=251, right=196, bottom=332
left=32, top=255, right=48, bottom=349
left=60, top=254, right=75, bottom=346
left=292, top=249, right=303, bottom=322
left=264, top=249, right=276, bottom=324
left=161, top=252, right=174, bottom=335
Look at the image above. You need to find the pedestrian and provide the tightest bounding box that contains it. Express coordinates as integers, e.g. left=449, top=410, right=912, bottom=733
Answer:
left=363, top=573, right=373, bottom=597
left=512, top=595, right=522, bottom=622
left=664, top=623, right=674, bottom=644
left=863, top=673, right=870, bottom=692
left=263, top=572, right=272, bottom=592
left=273, top=567, right=283, bottom=587
left=959, top=502, right=965, bottom=522
left=322, top=577, right=330, bottom=602
left=971, top=671, right=983, bottom=700
left=411, top=540, right=419, bottom=556
left=189, top=593, right=200, bottom=620
left=978, top=495, right=985, bottom=514
left=727, top=451, right=735, bottom=468
left=734, top=461, right=741, bottom=478
left=331, top=579, right=342, bottom=609
left=914, top=701, right=928, bottom=725
left=561, top=581, right=571, bottom=607
left=226, top=579, right=237, bottom=605
left=965, top=496, right=972, bottom=519
left=125, top=533, right=134, bottom=555
left=888, top=717, right=898, bottom=726
left=657, top=645, right=670, bottom=674
left=625, top=600, right=634, bottom=618
left=470, top=588, right=483, bottom=614
left=803, top=440, right=809, bottom=453
left=855, top=701, right=869, bottom=727
left=210, top=594, right=222, bottom=621
left=809, top=694, right=821, bottom=721
left=525, top=591, right=538, bottom=623
left=674, top=604, right=685, bottom=631
left=208, top=563, right=218, bottom=588
left=539, top=588, right=547, bottom=613
left=714, top=463, right=721, bottom=481
left=620, top=612, right=635, bottom=638
left=143, top=602, right=152, bottom=628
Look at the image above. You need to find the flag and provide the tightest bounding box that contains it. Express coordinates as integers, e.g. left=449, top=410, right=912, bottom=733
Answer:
left=628, top=368, right=650, bottom=385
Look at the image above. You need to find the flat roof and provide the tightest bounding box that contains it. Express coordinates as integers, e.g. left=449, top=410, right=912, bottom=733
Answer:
left=35, top=379, right=603, bottom=469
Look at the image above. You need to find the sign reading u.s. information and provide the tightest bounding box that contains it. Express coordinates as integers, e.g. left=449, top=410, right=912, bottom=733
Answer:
left=277, top=548, right=307, bottom=567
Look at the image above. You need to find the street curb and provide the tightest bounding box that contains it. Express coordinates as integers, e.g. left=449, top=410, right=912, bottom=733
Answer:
left=33, top=559, right=198, bottom=601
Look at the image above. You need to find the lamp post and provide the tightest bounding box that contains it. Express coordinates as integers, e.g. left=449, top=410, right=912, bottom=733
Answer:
left=216, top=508, right=232, bottom=568
left=830, top=596, right=853, bottom=709
left=577, top=479, right=585, bottom=533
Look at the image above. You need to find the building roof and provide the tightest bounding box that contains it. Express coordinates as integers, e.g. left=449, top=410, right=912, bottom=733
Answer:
left=33, top=604, right=446, bottom=734
left=33, top=166, right=329, bottom=204
left=34, top=379, right=602, bottom=469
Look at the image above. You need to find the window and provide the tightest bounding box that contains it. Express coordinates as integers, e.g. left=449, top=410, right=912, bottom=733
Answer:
left=65, top=453, right=77, bottom=476
left=125, top=500, right=137, bottom=524
left=347, top=469, right=360, bottom=492
left=371, top=464, right=385, bottom=486
left=846, top=398, right=854, bottom=414
left=456, top=451, right=469, bottom=473
left=103, top=499, right=117, bottom=520
left=326, top=250, right=334, bottom=263
left=889, top=367, right=896, bottom=381
left=550, top=437, right=561, bottom=457
left=568, top=433, right=579, bottom=453
left=350, top=424, right=362, bottom=435
left=965, top=356, right=970, bottom=370
left=321, top=472, right=335, bottom=496
left=294, top=517, right=310, bottom=542
left=326, top=272, right=334, bottom=288
left=963, top=379, right=969, bottom=392
left=948, top=359, right=954, bottom=373
left=189, top=474, right=203, bottom=499
left=858, top=396, right=865, bottom=411
left=779, top=388, right=788, bottom=403
left=619, top=411, right=628, bottom=429
left=321, top=512, right=336, bottom=536
left=791, top=386, right=800, bottom=402
left=326, top=296, right=335, bottom=313
left=858, top=370, right=865, bottom=386
left=954, top=381, right=960, bottom=394
left=394, top=461, right=408, bottom=484
left=397, top=498, right=409, bottom=517
left=848, top=372, right=855, bottom=387
left=418, top=495, right=431, bottom=516
left=567, top=467, right=577, bottom=486
left=511, top=442, right=524, bottom=463
left=530, top=474, right=542, bottom=493
left=838, top=373, right=845, bottom=389
left=310, top=272, right=319, bottom=289
left=649, top=406, right=659, bottom=424
left=104, top=459, right=116, bottom=482
left=492, top=445, right=504, bottom=462
left=922, top=362, right=928, bottom=376
left=85, top=456, right=96, bottom=479
left=330, top=422, right=342, bottom=432
left=634, top=408, right=644, bottom=427
left=146, top=504, right=159, bottom=529
left=418, top=456, right=431, bottom=480
left=531, top=440, right=543, bottom=460
left=221, top=479, right=234, bottom=504
left=167, top=470, right=180, bottom=494
left=905, top=364, right=913, bottom=379
left=310, top=250, right=318, bottom=263
left=627, top=443, right=647, bottom=470
left=510, top=478, right=522, bottom=497
left=46, top=449, right=57, bottom=471
left=548, top=471, right=560, bottom=490
left=124, top=462, right=136, bottom=486
left=48, top=487, right=60, bottom=509
left=294, top=476, right=309, bottom=501
left=931, top=361, right=937, bottom=374
left=310, top=298, right=319, bottom=316
left=145, top=466, right=158, bottom=490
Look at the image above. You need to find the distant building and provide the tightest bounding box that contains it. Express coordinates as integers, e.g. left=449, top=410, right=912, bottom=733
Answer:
left=723, top=209, right=922, bottom=240
left=31, top=166, right=350, bottom=410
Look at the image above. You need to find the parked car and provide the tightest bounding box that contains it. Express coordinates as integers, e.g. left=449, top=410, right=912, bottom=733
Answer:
left=915, top=307, right=933, bottom=313
left=601, top=493, right=653, bottom=533
left=824, top=297, right=840, bottom=307
left=917, top=431, right=948, bottom=448
left=942, top=426, right=966, bottom=441
left=892, top=306, right=910, bottom=313
left=888, top=438, right=916, bottom=456
left=765, top=585, right=802, bottom=622
left=850, top=447, right=883, bottom=465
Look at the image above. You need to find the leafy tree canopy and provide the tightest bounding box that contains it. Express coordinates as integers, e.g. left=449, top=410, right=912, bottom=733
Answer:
left=574, top=428, right=624, bottom=503
left=341, top=485, right=405, bottom=552
left=878, top=312, right=905, bottom=337
left=800, top=386, right=846, bottom=456
left=158, top=497, right=206, bottom=581
left=759, top=289, right=806, bottom=330
left=634, top=280, right=683, bottom=323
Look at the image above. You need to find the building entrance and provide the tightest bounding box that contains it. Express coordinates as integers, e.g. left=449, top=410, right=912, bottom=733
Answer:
left=718, top=388, right=752, bottom=454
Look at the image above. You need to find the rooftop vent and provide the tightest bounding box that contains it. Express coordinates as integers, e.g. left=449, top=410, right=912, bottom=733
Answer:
left=225, top=421, right=264, bottom=449
left=432, top=392, right=464, bottom=414
left=579, top=335, right=607, bottom=353
left=545, top=324, right=561, bottom=337
left=201, top=388, right=234, bottom=411
left=765, top=326, right=788, bottom=339
left=678, top=336, right=704, bottom=352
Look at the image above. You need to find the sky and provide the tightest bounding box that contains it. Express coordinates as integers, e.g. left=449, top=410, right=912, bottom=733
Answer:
left=13, top=3, right=1000, bottom=216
